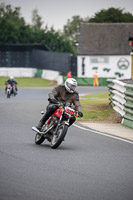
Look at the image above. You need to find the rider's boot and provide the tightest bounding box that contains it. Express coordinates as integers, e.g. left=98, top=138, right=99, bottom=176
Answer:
left=36, top=121, right=44, bottom=131
left=36, top=112, right=50, bottom=131
left=36, top=106, right=57, bottom=131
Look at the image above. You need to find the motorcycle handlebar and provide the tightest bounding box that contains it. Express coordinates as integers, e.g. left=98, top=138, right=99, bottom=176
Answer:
left=48, top=98, right=83, bottom=117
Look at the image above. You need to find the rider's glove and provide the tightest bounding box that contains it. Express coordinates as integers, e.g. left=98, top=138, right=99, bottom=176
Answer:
left=50, top=98, right=58, bottom=104
left=78, top=111, right=83, bottom=117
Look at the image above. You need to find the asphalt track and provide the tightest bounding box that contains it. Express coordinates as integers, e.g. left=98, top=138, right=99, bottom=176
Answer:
left=0, top=87, right=133, bottom=200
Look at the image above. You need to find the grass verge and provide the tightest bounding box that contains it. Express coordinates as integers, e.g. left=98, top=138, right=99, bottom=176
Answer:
left=0, top=77, right=57, bottom=87
left=79, top=92, right=121, bottom=123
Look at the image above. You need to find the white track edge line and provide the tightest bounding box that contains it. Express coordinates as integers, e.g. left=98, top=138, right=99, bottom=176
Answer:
left=73, top=124, right=133, bottom=145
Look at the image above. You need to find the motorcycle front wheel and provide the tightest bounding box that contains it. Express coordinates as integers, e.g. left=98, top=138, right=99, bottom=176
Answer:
left=35, top=133, right=45, bottom=145
left=7, top=91, right=10, bottom=98
left=51, top=124, right=68, bottom=149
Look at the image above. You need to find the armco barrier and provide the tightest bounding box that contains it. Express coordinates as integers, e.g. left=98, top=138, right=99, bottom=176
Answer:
left=107, top=79, right=133, bottom=129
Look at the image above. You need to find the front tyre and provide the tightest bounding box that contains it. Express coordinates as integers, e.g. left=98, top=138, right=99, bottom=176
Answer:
left=35, top=133, right=45, bottom=145
left=51, top=124, right=68, bottom=149
left=7, top=91, right=10, bottom=98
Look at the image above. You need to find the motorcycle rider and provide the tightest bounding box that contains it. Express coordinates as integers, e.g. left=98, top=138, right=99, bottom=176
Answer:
left=36, top=78, right=83, bottom=131
left=5, top=76, right=18, bottom=94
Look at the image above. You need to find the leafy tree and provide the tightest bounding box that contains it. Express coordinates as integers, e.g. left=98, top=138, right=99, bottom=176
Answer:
left=0, top=3, right=76, bottom=54
left=88, top=7, right=133, bottom=23
left=31, top=8, right=43, bottom=30
left=4, top=4, right=133, bottom=55
left=0, top=3, right=29, bottom=44
left=63, top=15, right=84, bottom=41
left=41, top=27, right=76, bottom=54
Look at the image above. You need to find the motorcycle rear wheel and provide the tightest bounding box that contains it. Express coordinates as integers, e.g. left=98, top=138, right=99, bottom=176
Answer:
left=51, top=124, right=68, bottom=149
left=35, top=133, right=45, bottom=145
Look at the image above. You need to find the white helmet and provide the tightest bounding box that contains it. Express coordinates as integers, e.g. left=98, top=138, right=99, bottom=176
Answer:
left=10, top=76, right=14, bottom=80
left=65, top=78, right=77, bottom=93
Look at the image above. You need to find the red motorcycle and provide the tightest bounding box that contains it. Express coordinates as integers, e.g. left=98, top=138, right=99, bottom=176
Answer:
left=32, top=103, right=80, bottom=149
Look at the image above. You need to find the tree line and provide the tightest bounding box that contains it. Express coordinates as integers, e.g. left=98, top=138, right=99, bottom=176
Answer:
left=0, top=3, right=133, bottom=55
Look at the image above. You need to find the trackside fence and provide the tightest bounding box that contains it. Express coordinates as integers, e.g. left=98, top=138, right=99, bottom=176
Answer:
left=107, top=79, right=133, bottom=129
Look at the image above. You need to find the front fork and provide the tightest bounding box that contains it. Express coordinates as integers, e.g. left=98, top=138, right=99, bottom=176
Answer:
left=54, top=114, right=62, bottom=135
left=54, top=114, right=70, bottom=135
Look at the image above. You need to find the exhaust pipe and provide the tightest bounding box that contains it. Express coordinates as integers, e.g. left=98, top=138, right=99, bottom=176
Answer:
left=32, top=126, right=42, bottom=134
left=32, top=124, right=55, bottom=135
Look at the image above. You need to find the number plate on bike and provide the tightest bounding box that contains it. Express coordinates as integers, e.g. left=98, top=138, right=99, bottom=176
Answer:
left=65, top=107, right=75, bottom=116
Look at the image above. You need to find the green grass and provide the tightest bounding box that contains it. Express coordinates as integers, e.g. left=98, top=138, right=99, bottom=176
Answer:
left=0, top=77, right=57, bottom=87
left=79, top=92, right=115, bottom=121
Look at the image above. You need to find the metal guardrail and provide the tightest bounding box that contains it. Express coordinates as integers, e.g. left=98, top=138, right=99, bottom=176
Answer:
left=107, top=79, right=133, bottom=129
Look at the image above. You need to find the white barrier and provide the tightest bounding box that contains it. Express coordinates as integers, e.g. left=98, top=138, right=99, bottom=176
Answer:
left=41, top=70, right=63, bottom=84
left=0, top=67, right=37, bottom=77
left=0, top=67, right=63, bottom=84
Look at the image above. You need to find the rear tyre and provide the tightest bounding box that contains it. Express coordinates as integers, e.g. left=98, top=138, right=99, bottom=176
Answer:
left=35, top=133, right=45, bottom=145
left=51, top=124, right=68, bottom=149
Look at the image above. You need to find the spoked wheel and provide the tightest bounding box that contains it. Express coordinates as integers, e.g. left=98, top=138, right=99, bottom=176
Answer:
left=35, top=133, right=45, bottom=145
left=51, top=124, right=68, bottom=149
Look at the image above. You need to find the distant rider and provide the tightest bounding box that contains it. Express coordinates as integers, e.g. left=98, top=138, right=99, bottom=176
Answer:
left=5, top=76, right=18, bottom=94
left=36, top=78, right=83, bottom=131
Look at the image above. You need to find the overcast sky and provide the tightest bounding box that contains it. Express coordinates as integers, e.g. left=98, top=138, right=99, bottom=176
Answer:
left=1, top=0, right=133, bottom=30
